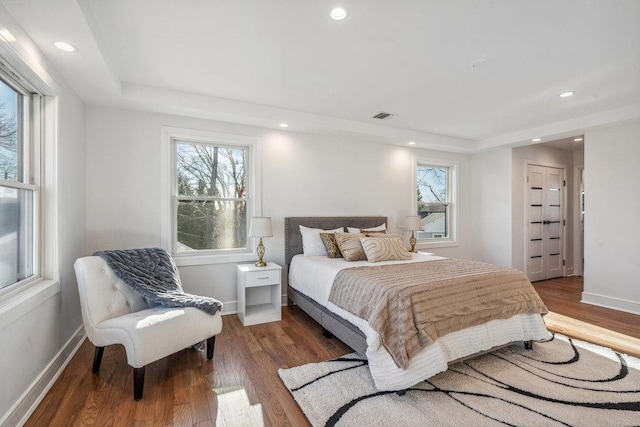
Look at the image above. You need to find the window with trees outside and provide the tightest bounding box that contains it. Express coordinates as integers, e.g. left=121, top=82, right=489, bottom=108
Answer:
left=0, top=71, right=39, bottom=290
left=173, top=139, right=250, bottom=255
left=415, top=159, right=457, bottom=244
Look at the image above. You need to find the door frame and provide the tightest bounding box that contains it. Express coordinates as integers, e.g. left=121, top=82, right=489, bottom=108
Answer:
left=523, top=160, right=568, bottom=280
left=573, top=165, right=584, bottom=276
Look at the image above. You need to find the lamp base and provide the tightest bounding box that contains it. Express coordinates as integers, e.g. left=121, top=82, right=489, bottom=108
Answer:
left=255, top=238, right=267, bottom=267
left=409, top=231, right=417, bottom=253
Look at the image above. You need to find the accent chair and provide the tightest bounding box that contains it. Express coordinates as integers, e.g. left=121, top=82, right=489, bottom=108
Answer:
left=74, top=255, right=223, bottom=400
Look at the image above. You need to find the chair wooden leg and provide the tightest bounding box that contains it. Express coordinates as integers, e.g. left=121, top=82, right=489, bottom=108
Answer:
left=134, top=367, right=145, bottom=401
left=92, top=347, right=104, bottom=373
left=207, top=336, right=216, bottom=360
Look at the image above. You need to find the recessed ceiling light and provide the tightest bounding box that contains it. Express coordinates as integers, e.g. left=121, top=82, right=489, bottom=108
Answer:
left=532, top=138, right=542, bottom=142
left=559, top=91, right=575, bottom=98
left=279, top=123, right=289, bottom=128
left=574, top=137, right=583, bottom=142
left=54, top=41, right=78, bottom=52
left=330, top=7, right=348, bottom=20
left=470, top=58, right=488, bottom=69
left=0, top=28, right=16, bottom=43
left=408, top=141, right=416, bottom=146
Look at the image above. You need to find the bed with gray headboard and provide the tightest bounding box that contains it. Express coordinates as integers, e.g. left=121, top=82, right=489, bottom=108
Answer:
left=285, top=216, right=549, bottom=390
left=284, top=216, right=387, bottom=355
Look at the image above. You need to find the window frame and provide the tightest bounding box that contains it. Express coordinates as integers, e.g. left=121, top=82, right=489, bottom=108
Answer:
left=412, top=156, right=459, bottom=249
left=0, top=68, right=41, bottom=293
left=0, top=53, right=59, bottom=316
left=161, top=126, right=261, bottom=266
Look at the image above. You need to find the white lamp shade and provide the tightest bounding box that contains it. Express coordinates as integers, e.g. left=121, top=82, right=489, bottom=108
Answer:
left=405, top=215, right=423, bottom=231
left=249, top=217, right=273, bottom=238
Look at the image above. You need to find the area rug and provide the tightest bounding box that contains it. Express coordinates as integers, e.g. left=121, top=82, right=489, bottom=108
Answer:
left=278, top=335, right=640, bottom=426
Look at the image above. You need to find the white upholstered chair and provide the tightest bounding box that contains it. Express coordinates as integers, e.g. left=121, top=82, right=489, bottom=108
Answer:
left=74, top=255, right=223, bottom=400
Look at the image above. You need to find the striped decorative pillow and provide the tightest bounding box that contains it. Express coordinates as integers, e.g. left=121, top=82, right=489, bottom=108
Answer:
left=319, top=232, right=342, bottom=258
left=360, top=236, right=412, bottom=262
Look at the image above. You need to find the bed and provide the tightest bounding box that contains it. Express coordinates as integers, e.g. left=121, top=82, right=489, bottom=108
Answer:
left=285, top=216, right=550, bottom=391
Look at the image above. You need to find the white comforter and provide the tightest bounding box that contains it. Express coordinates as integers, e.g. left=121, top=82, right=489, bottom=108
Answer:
left=288, top=253, right=551, bottom=391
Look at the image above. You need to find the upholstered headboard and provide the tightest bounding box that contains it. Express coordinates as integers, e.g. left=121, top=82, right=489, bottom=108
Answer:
left=284, top=216, right=388, bottom=266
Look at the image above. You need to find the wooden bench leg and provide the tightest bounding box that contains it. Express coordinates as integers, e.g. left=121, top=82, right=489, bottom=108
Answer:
left=134, top=367, right=145, bottom=401
left=207, top=336, right=216, bottom=360
left=92, top=347, right=104, bottom=373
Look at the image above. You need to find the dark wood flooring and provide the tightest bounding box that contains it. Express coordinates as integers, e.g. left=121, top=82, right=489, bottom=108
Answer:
left=24, top=276, right=640, bottom=426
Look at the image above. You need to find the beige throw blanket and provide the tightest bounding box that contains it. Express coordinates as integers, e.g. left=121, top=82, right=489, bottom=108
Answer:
left=328, top=259, right=548, bottom=369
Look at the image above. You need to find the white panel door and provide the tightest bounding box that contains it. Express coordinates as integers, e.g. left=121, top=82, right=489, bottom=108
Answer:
left=526, top=165, right=565, bottom=281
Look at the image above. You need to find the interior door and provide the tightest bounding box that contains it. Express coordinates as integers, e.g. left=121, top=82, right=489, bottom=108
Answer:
left=527, top=165, right=565, bottom=282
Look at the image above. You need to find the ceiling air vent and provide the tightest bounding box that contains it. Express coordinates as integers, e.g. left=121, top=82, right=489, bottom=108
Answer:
left=372, top=112, right=393, bottom=120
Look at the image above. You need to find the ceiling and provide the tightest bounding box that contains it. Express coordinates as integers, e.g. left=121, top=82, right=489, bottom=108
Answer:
left=1, top=0, right=639, bottom=152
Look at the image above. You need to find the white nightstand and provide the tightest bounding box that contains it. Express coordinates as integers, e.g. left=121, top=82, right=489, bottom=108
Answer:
left=236, top=262, right=282, bottom=326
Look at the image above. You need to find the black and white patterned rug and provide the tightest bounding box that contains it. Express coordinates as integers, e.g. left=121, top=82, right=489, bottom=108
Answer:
left=279, top=335, right=640, bottom=426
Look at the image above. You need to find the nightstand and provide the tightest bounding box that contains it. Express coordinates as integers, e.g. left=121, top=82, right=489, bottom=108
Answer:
left=236, top=262, right=282, bottom=326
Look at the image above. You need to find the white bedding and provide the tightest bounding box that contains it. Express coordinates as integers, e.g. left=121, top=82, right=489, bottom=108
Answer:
left=288, top=253, right=551, bottom=391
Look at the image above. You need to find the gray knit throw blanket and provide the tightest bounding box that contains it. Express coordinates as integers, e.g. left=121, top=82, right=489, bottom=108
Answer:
left=94, top=248, right=222, bottom=315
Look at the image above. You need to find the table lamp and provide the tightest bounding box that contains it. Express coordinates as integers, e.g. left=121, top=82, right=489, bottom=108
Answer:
left=249, top=217, right=273, bottom=267
left=405, top=215, right=423, bottom=252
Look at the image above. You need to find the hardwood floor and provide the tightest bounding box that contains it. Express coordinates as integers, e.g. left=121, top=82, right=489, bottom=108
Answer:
left=25, top=305, right=350, bottom=426
left=532, top=275, right=640, bottom=357
left=25, top=276, right=640, bottom=426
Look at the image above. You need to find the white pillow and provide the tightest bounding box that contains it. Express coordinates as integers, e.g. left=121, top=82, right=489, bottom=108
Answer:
left=299, top=225, right=344, bottom=256
left=347, top=223, right=387, bottom=234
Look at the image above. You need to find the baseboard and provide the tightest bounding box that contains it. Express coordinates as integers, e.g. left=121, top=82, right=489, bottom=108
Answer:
left=1, top=326, right=86, bottom=427
left=222, top=300, right=237, bottom=315
left=581, top=292, right=640, bottom=316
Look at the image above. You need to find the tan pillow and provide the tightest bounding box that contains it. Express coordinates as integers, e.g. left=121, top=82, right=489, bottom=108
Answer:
left=360, top=236, right=412, bottom=262
left=347, top=223, right=387, bottom=234
left=319, top=232, right=342, bottom=258
left=361, top=227, right=387, bottom=234
left=334, top=232, right=367, bottom=261
left=363, top=232, right=401, bottom=238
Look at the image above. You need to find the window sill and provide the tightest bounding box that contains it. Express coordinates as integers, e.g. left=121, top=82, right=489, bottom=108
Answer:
left=172, top=252, right=258, bottom=267
left=415, top=239, right=459, bottom=250
left=0, top=278, right=61, bottom=330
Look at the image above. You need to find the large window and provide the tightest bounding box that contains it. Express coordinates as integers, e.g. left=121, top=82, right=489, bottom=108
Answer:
left=415, top=158, right=457, bottom=245
left=162, top=127, right=258, bottom=264
left=175, top=141, right=248, bottom=253
left=0, top=72, right=39, bottom=290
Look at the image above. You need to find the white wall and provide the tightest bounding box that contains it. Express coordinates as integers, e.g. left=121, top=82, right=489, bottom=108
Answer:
left=84, top=106, right=472, bottom=310
left=583, top=122, right=640, bottom=314
left=0, top=57, right=86, bottom=425
left=470, top=147, right=513, bottom=267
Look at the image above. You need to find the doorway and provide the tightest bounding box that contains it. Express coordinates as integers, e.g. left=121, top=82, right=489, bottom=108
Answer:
left=526, top=164, right=566, bottom=282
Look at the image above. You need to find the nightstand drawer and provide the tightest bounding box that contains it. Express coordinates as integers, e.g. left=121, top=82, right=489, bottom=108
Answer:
left=245, top=269, right=280, bottom=287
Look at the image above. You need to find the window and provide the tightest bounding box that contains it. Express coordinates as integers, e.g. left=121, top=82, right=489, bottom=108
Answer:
left=175, top=142, right=248, bottom=252
left=0, top=70, right=40, bottom=290
left=162, top=127, right=258, bottom=265
left=414, top=158, right=457, bottom=246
